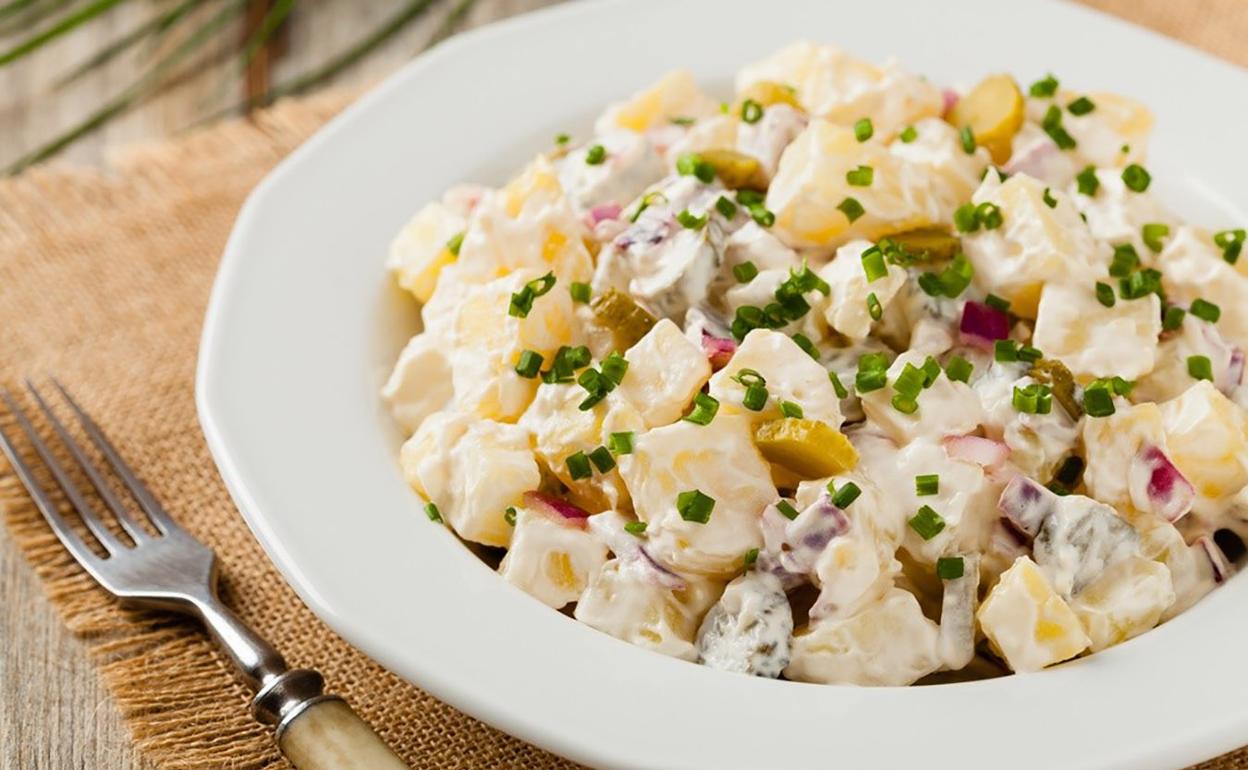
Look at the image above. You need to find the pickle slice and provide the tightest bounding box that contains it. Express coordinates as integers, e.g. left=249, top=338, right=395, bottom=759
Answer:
left=1029, top=358, right=1081, bottom=418
left=699, top=149, right=769, bottom=191
left=753, top=418, right=859, bottom=478
left=735, top=80, right=804, bottom=111
left=590, top=289, right=657, bottom=350
left=882, top=227, right=961, bottom=263
left=947, top=74, right=1025, bottom=165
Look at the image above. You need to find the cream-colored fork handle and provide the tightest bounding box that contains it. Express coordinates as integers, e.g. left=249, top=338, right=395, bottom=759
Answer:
left=278, top=697, right=410, bottom=770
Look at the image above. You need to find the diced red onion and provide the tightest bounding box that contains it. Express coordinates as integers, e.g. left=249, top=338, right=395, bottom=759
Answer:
left=1198, top=536, right=1233, bottom=584
left=700, top=329, right=737, bottom=371
left=1225, top=349, right=1245, bottom=392
left=1128, top=445, right=1195, bottom=523
left=639, top=547, right=688, bottom=590
left=997, top=475, right=1057, bottom=537
left=588, top=202, right=623, bottom=225
left=943, top=435, right=1010, bottom=469
left=959, top=301, right=1009, bottom=349
left=1003, top=139, right=1061, bottom=181
left=941, top=88, right=960, bottom=117
left=523, top=491, right=590, bottom=528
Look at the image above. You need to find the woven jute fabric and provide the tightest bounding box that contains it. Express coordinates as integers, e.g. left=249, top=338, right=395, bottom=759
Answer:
left=0, top=2, right=1245, bottom=769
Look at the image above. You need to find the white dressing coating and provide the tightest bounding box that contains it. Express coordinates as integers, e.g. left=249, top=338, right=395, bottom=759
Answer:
left=382, top=47, right=1248, bottom=686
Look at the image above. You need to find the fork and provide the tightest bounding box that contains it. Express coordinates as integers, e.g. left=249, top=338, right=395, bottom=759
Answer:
left=0, top=379, right=411, bottom=770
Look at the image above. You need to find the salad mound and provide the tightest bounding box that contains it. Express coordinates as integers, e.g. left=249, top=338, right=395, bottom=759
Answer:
left=382, top=42, right=1248, bottom=685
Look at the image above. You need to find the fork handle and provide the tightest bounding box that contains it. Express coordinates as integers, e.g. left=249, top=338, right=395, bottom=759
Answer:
left=277, top=697, right=410, bottom=770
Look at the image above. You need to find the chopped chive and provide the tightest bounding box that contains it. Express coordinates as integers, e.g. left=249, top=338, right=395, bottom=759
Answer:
left=1188, top=354, right=1213, bottom=382
left=1042, top=187, right=1058, bottom=209
left=854, top=117, right=874, bottom=142
left=915, top=474, right=940, bottom=496
left=985, top=294, right=1011, bottom=312
left=749, top=205, right=776, bottom=227
left=953, top=202, right=980, bottom=233
left=856, top=369, right=888, bottom=393
left=508, top=272, right=556, bottom=318
left=779, top=400, right=804, bottom=418
left=676, top=152, right=716, bottom=183
left=893, top=363, right=927, bottom=400
left=1214, top=229, right=1245, bottom=264
left=683, top=392, right=720, bottom=425
left=867, top=292, right=883, bottom=321
left=742, top=383, right=769, bottom=411
left=1109, top=244, right=1140, bottom=277
left=1013, top=383, right=1053, bottom=414
left=1075, top=165, right=1100, bottom=196
left=555, top=133, right=571, bottom=145
left=945, top=356, right=973, bottom=383
left=716, top=195, right=738, bottom=219
left=846, top=165, right=874, bottom=186
left=1095, top=282, right=1116, bottom=307
left=791, top=332, right=820, bottom=360
left=776, top=499, right=801, bottom=520
left=959, top=126, right=976, bottom=154
left=976, top=202, right=1003, bottom=230
left=676, top=489, right=715, bottom=524
left=630, top=191, right=667, bottom=222
left=921, top=356, right=942, bottom=387
left=1142, top=223, right=1170, bottom=253
left=743, top=547, right=759, bottom=567
left=900, top=125, right=918, bottom=143
left=1041, top=104, right=1077, bottom=149
left=1029, top=73, right=1059, bottom=97
left=585, top=144, right=607, bottom=165
left=838, top=197, right=865, bottom=223
left=995, top=339, right=1019, bottom=362
left=446, top=231, right=466, bottom=256
left=608, top=431, right=635, bottom=455
left=504, top=507, right=517, bottom=526
left=1119, top=268, right=1163, bottom=300
left=588, top=445, right=616, bottom=472
left=1122, top=164, right=1151, bottom=192
left=1190, top=298, right=1221, bottom=323
left=514, top=350, right=544, bottom=378
left=1067, top=96, right=1095, bottom=115
left=566, top=451, right=593, bottom=480
left=1162, top=305, right=1186, bottom=332
left=601, top=351, right=629, bottom=384
left=676, top=209, right=708, bottom=229
left=569, top=282, right=592, bottom=303
left=733, top=260, right=759, bottom=283
left=425, top=502, right=442, bottom=522
left=1083, top=385, right=1115, bottom=418
left=861, top=246, right=888, bottom=282
left=908, top=505, right=946, bottom=540
left=891, top=394, right=919, bottom=414
left=625, top=520, right=647, bottom=535
left=937, top=556, right=965, bottom=580
left=829, top=480, right=862, bottom=508
left=670, top=116, right=696, bottom=126
left=732, top=368, right=766, bottom=388
left=741, top=98, right=764, bottom=124
left=1018, top=345, right=1043, bottom=363
left=829, top=370, right=849, bottom=399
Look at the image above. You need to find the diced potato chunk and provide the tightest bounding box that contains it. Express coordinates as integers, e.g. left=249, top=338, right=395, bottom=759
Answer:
left=1059, top=90, right=1154, bottom=169
left=859, top=351, right=984, bottom=445
left=735, top=79, right=804, bottom=111
left=887, top=119, right=989, bottom=221
left=617, top=319, right=712, bottom=427
left=1159, top=381, right=1248, bottom=509
left=381, top=333, right=452, bottom=434
left=1071, top=556, right=1174, bottom=652
left=946, top=74, right=1025, bottom=164
left=399, top=411, right=539, bottom=547
left=387, top=201, right=465, bottom=302
left=596, top=69, right=720, bottom=134
left=708, top=329, right=844, bottom=427
left=574, top=558, right=723, bottom=660
left=754, top=418, right=858, bottom=479
left=499, top=507, right=609, bottom=609
left=1082, top=401, right=1167, bottom=517
left=618, top=415, right=776, bottom=577
left=977, top=555, right=1090, bottom=672
left=1032, top=282, right=1162, bottom=381
left=1157, top=226, right=1248, bottom=350
left=961, top=171, right=1109, bottom=318
left=449, top=268, right=581, bottom=421
left=817, top=240, right=907, bottom=341
left=785, top=587, right=942, bottom=686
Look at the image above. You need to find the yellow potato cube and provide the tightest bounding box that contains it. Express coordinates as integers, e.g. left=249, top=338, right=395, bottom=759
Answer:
left=817, top=240, right=907, bottom=341
left=617, top=319, right=712, bottom=428
left=1157, top=226, right=1248, bottom=350
left=977, top=556, right=1090, bottom=672
left=596, top=69, right=720, bottom=134
left=1033, top=282, right=1162, bottom=381
left=387, top=201, right=465, bottom=303
left=498, top=506, right=609, bottom=609
left=708, top=329, right=843, bottom=427
left=1071, top=556, right=1174, bottom=652
left=1081, top=401, right=1167, bottom=517
left=381, top=333, right=453, bottom=434
left=1160, top=380, right=1248, bottom=507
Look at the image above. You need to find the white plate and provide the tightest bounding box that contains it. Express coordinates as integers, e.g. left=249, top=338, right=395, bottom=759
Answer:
left=196, top=1, right=1248, bottom=768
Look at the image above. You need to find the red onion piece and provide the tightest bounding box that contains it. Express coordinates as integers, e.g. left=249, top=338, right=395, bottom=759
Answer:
left=523, top=491, right=591, bottom=528
left=588, top=202, right=623, bottom=226
left=1003, top=139, right=1060, bottom=181
left=1198, top=536, right=1234, bottom=584
left=700, top=329, right=737, bottom=371
left=997, top=475, right=1057, bottom=537
left=943, top=435, right=1010, bottom=469
left=1225, top=349, right=1245, bottom=393
left=1128, top=445, right=1195, bottom=522
left=959, top=301, right=1009, bottom=349
left=941, top=88, right=960, bottom=117
left=638, top=547, right=688, bottom=590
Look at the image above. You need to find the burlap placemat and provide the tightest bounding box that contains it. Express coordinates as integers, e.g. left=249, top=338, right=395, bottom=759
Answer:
left=0, top=3, right=1244, bottom=769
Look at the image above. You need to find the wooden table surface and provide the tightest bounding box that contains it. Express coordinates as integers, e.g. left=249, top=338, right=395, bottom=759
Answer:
left=1, top=1, right=1245, bottom=769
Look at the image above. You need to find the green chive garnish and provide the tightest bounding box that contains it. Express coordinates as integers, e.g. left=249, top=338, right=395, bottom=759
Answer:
left=1095, top=282, right=1116, bottom=307
left=915, top=474, right=940, bottom=496
left=937, top=556, right=965, bottom=580
left=733, top=260, right=759, bottom=283
left=1042, top=188, right=1058, bottom=209
left=829, top=480, right=861, bottom=509
left=446, top=231, right=466, bottom=256
left=741, top=99, right=764, bottom=124
left=908, top=505, right=946, bottom=540
left=1029, top=73, right=1059, bottom=97
left=976, top=202, right=1003, bottom=230
left=743, top=547, right=759, bottom=567
left=1013, top=383, right=1053, bottom=414
left=505, top=507, right=517, bottom=526
left=838, top=197, right=865, bottom=223
left=609, top=431, right=635, bottom=455
left=953, top=202, right=979, bottom=233
left=742, top=383, right=768, bottom=411
left=867, top=292, right=882, bottom=321
left=1108, top=244, right=1140, bottom=277
left=683, top=392, right=720, bottom=425
left=515, top=350, right=544, bottom=378
left=589, top=445, right=616, bottom=473
left=1075, top=165, right=1099, bottom=196
left=1188, top=355, right=1213, bottom=382
left=846, top=165, right=874, bottom=186
left=985, top=294, right=1011, bottom=313
left=1067, top=96, right=1095, bottom=115
left=677, top=489, right=715, bottom=523
left=829, top=370, right=849, bottom=399
left=676, top=209, right=708, bottom=229
left=779, top=400, right=804, bottom=419
left=1142, top=223, right=1169, bottom=253
left=716, top=195, right=738, bottom=219
left=569, top=282, right=592, bottom=303
left=585, top=144, right=607, bottom=165
left=566, top=451, right=593, bottom=480
left=900, top=125, right=918, bottom=143
left=1083, top=385, right=1115, bottom=418
left=861, top=246, right=887, bottom=282
left=959, top=126, right=976, bottom=154
left=776, top=499, right=800, bottom=520
left=1190, top=298, right=1221, bottom=323
left=1122, top=164, right=1151, bottom=192
left=676, top=152, right=715, bottom=183
left=625, top=520, right=647, bottom=535
left=945, top=356, right=973, bottom=383
left=1162, top=305, right=1186, bottom=332
left=854, top=117, right=874, bottom=142
left=425, top=502, right=442, bottom=522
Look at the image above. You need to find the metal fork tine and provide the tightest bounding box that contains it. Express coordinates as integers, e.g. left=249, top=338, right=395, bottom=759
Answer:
left=49, top=377, right=179, bottom=535
left=25, top=380, right=152, bottom=544
left=0, top=398, right=114, bottom=565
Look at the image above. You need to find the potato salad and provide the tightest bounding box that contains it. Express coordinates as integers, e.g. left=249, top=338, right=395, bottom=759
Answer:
left=383, top=42, right=1248, bottom=685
